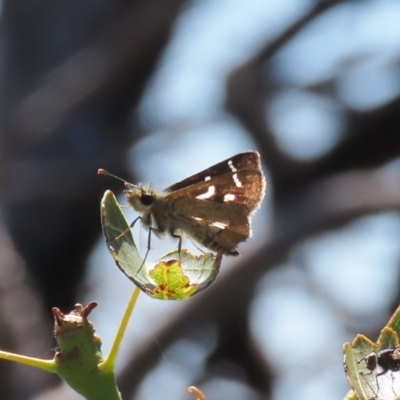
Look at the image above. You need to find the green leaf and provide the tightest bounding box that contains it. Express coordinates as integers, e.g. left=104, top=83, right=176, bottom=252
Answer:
left=342, top=389, right=361, bottom=400
left=344, top=327, right=400, bottom=400
left=387, top=305, right=400, bottom=337
left=101, top=190, right=222, bottom=300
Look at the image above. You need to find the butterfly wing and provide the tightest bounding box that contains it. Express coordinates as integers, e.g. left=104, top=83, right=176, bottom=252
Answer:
left=167, top=197, right=251, bottom=255
left=158, top=153, right=266, bottom=254
left=165, top=151, right=263, bottom=194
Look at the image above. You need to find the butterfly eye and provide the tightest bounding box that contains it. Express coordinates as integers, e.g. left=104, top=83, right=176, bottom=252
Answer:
left=140, top=193, right=154, bottom=206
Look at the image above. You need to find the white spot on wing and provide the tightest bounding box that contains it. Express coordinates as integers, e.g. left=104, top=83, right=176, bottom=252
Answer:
left=224, top=193, right=235, bottom=201
left=228, top=160, right=238, bottom=173
left=204, top=176, right=211, bottom=181
left=194, top=217, right=203, bottom=221
left=210, top=221, right=228, bottom=229
left=196, top=185, right=215, bottom=199
left=232, top=173, right=242, bottom=187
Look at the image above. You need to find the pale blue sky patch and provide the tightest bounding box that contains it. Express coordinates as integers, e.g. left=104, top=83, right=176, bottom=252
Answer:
left=266, top=90, right=344, bottom=160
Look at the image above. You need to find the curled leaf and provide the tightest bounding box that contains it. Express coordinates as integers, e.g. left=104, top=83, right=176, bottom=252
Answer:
left=101, top=190, right=222, bottom=300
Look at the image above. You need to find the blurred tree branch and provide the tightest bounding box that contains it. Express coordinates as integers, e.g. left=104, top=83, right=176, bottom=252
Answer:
left=1, top=0, right=400, bottom=398
left=0, top=0, right=187, bottom=398
left=118, top=163, right=400, bottom=398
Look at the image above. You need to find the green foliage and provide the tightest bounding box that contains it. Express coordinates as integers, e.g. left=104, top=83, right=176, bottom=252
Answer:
left=344, top=305, right=400, bottom=400
left=0, top=303, right=122, bottom=400
left=54, top=303, right=121, bottom=400
left=0, top=190, right=219, bottom=399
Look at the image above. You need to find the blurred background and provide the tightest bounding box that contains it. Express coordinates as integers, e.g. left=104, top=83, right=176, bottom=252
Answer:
left=0, top=0, right=399, bottom=399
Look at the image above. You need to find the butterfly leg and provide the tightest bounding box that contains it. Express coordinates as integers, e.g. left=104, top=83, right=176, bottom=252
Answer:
left=144, top=226, right=154, bottom=262
left=115, top=216, right=141, bottom=241
left=170, top=230, right=182, bottom=265
left=134, top=226, right=154, bottom=276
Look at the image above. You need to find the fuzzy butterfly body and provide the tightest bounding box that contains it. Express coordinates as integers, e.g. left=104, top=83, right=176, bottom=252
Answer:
left=100, top=151, right=266, bottom=256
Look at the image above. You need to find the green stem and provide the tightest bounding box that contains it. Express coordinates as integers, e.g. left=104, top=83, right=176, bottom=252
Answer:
left=0, top=350, right=57, bottom=373
left=100, top=286, right=141, bottom=373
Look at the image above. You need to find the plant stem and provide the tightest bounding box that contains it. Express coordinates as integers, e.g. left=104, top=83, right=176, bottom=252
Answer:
left=101, top=286, right=141, bottom=373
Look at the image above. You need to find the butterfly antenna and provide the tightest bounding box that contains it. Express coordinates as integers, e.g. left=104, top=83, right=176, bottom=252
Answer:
left=98, top=169, right=139, bottom=189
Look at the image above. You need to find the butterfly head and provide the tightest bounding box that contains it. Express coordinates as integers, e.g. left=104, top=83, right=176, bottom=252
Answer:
left=97, top=169, right=161, bottom=215
left=124, top=183, right=158, bottom=213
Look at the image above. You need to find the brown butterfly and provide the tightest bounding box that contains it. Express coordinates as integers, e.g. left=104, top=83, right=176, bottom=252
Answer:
left=99, top=151, right=266, bottom=259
